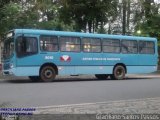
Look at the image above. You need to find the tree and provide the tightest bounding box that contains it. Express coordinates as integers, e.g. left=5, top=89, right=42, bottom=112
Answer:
left=135, top=14, right=160, bottom=37
left=0, top=0, right=75, bottom=38
left=59, top=0, right=118, bottom=33
left=122, top=0, right=127, bottom=35
left=0, top=2, right=39, bottom=36
left=134, top=0, right=160, bottom=39
left=144, top=0, right=153, bottom=18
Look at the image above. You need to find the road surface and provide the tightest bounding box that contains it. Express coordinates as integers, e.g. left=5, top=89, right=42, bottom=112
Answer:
left=0, top=75, right=160, bottom=108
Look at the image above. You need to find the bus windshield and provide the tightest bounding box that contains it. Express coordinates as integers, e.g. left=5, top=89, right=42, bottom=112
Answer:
left=3, top=38, right=14, bottom=59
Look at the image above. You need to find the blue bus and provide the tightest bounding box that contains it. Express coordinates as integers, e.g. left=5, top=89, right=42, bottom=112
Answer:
left=2, top=29, right=158, bottom=82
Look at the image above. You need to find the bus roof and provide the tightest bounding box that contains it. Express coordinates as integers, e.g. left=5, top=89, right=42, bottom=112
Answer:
left=13, top=29, right=157, bottom=41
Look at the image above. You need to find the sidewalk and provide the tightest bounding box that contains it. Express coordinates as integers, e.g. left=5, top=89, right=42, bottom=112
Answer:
left=35, top=97, right=160, bottom=114
left=19, top=97, right=160, bottom=120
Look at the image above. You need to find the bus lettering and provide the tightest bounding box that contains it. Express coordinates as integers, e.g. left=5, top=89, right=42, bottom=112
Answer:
left=82, top=58, right=120, bottom=61
left=45, top=56, right=54, bottom=60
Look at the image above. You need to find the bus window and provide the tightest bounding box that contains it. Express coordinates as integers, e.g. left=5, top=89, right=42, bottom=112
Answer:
left=139, top=41, right=155, bottom=54
left=16, top=36, right=38, bottom=57
left=60, top=37, right=80, bottom=52
left=3, top=38, right=14, bottom=59
left=121, top=40, right=138, bottom=54
left=102, top=39, right=120, bottom=53
left=82, top=38, right=101, bottom=52
left=40, top=36, right=58, bottom=52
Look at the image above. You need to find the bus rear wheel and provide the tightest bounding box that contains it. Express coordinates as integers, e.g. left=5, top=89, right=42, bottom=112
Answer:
left=111, top=65, right=125, bottom=80
left=95, top=74, right=109, bottom=80
left=40, top=66, right=56, bottom=82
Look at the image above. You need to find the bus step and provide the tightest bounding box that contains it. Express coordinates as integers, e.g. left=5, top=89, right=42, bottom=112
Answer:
left=70, top=75, right=79, bottom=76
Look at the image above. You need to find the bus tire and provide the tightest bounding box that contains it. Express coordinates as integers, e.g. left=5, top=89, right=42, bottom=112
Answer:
left=40, top=66, right=56, bottom=82
left=95, top=74, right=109, bottom=80
left=29, top=76, right=40, bottom=82
left=111, top=65, right=125, bottom=80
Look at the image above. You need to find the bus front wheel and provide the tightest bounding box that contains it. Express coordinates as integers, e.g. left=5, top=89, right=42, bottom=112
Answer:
left=40, top=66, right=56, bottom=82
left=111, top=65, right=125, bottom=80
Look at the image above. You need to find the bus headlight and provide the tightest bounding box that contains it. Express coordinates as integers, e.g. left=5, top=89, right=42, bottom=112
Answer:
left=10, top=63, right=14, bottom=69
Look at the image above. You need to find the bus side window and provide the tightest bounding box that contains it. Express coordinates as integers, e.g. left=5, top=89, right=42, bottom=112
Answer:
left=83, top=43, right=91, bottom=52
left=139, top=41, right=154, bottom=54
left=59, top=37, right=80, bottom=52
left=82, top=38, right=101, bottom=53
left=40, top=36, right=58, bottom=52
left=17, top=37, right=26, bottom=54
left=102, top=39, right=120, bottom=53
left=16, top=36, right=38, bottom=57
left=121, top=40, right=138, bottom=54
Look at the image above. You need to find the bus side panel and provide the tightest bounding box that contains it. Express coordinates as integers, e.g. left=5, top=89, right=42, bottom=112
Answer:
left=74, top=66, right=114, bottom=74
left=102, top=53, right=157, bottom=74
left=58, top=52, right=103, bottom=75
left=102, top=53, right=139, bottom=72
left=15, top=66, right=40, bottom=76
left=16, top=54, right=42, bottom=76
left=127, top=66, right=157, bottom=74
left=58, top=66, right=75, bottom=75
left=138, top=54, right=158, bottom=66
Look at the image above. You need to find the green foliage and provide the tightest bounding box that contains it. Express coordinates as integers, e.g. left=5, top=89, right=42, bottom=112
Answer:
left=0, top=0, right=159, bottom=39
left=135, top=14, right=160, bottom=39
left=37, top=19, right=75, bottom=31
left=0, top=3, right=20, bottom=34
left=0, top=0, right=75, bottom=38
left=134, top=0, right=160, bottom=40
left=0, top=2, right=39, bottom=36
left=59, top=0, right=118, bottom=33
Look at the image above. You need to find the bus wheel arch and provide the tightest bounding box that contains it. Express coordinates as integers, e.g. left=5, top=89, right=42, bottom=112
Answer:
left=111, top=63, right=127, bottom=80
left=39, top=63, right=58, bottom=82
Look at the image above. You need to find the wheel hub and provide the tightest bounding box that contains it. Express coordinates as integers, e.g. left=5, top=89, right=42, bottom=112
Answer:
left=44, top=69, right=52, bottom=78
left=116, top=69, right=123, bottom=77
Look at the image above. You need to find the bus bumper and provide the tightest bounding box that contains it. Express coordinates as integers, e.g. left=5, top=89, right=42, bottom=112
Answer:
left=2, top=68, right=16, bottom=76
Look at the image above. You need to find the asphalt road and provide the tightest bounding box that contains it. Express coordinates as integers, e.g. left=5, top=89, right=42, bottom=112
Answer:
left=0, top=75, right=160, bottom=108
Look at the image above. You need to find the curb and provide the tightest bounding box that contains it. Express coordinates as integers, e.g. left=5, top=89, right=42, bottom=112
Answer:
left=126, top=74, right=160, bottom=78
